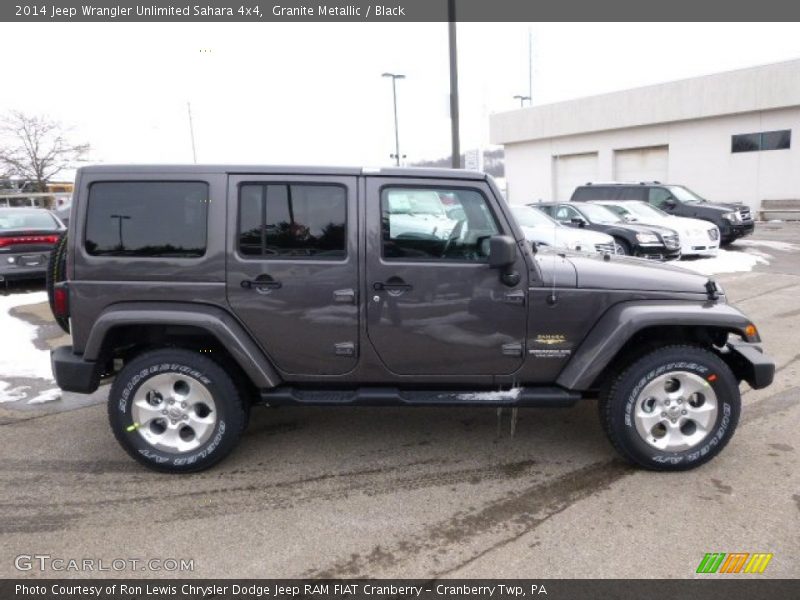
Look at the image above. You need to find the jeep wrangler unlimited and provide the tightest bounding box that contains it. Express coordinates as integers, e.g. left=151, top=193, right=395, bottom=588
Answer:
left=49, top=166, right=774, bottom=473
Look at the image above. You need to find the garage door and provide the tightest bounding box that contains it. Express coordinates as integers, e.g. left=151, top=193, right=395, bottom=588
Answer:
left=553, top=152, right=598, bottom=201
left=614, top=146, right=669, bottom=183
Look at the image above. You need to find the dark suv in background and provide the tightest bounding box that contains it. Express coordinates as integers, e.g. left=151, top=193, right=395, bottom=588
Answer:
left=571, top=182, right=754, bottom=245
left=533, top=201, right=681, bottom=260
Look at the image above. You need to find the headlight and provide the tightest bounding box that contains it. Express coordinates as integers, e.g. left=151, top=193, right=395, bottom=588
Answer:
left=635, top=233, right=660, bottom=244
left=722, top=211, right=741, bottom=223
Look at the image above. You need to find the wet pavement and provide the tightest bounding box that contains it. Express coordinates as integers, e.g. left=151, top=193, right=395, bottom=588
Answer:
left=0, top=224, right=798, bottom=578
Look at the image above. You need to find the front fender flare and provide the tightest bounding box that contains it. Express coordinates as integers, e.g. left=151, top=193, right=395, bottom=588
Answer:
left=84, top=302, right=281, bottom=388
left=556, top=300, right=754, bottom=391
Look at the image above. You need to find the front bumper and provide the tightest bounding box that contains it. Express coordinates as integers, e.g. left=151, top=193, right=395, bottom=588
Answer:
left=721, top=221, right=755, bottom=241
left=636, top=247, right=682, bottom=261
left=51, top=345, right=102, bottom=394
left=723, top=340, right=775, bottom=390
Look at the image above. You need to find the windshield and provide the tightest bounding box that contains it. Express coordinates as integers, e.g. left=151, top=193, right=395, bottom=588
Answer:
left=666, top=185, right=705, bottom=203
left=577, top=203, right=622, bottom=224
left=618, top=201, right=668, bottom=220
left=0, top=210, right=60, bottom=231
left=511, top=205, right=560, bottom=228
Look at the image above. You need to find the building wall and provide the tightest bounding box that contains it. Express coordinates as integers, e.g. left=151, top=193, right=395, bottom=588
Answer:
left=503, top=107, right=800, bottom=209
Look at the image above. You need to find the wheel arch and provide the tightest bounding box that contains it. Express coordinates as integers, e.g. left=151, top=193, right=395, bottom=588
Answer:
left=556, top=301, right=757, bottom=392
left=84, top=302, right=281, bottom=389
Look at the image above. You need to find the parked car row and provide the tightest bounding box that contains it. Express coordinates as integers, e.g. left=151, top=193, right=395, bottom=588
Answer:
left=571, top=181, right=753, bottom=245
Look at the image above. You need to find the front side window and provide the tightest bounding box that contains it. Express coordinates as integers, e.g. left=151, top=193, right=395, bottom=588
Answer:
left=238, top=183, right=346, bottom=259
left=381, top=187, right=499, bottom=261
left=85, top=181, right=208, bottom=257
left=555, top=205, right=580, bottom=222
left=648, top=187, right=673, bottom=209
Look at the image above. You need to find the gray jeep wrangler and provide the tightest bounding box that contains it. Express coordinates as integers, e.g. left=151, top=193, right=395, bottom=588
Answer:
left=49, top=165, right=774, bottom=473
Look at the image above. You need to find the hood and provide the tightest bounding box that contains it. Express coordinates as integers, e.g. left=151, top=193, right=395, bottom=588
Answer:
left=565, top=252, right=713, bottom=294
left=684, top=202, right=741, bottom=214
left=521, top=225, right=613, bottom=248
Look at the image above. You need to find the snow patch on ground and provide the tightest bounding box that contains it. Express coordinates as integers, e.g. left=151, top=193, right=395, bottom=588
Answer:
left=0, top=291, right=53, bottom=382
left=26, top=387, right=62, bottom=404
left=0, top=382, right=31, bottom=403
left=456, top=387, right=523, bottom=402
left=679, top=249, right=770, bottom=276
left=734, top=239, right=800, bottom=252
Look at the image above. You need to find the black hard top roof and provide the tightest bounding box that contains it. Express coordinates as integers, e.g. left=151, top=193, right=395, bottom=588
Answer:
left=78, top=164, right=488, bottom=181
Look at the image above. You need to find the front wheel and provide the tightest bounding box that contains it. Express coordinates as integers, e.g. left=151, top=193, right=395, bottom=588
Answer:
left=613, top=238, right=630, bottom=255
left=108, top=348, right=248, bottom=473
left=599, top=345, right=740, bottom=471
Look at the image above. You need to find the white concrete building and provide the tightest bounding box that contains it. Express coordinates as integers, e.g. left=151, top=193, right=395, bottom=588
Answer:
left=490, top=59, right=800, bottom=210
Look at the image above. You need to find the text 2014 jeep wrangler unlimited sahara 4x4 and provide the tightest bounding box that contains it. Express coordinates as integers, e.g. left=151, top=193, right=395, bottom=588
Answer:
left=49, top=166, right=774, bottom=473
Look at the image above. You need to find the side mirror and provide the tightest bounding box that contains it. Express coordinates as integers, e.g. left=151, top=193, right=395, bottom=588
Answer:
left=488, top=235, right=520, bottom=287
left=488, top=235, right=517, bottom=268
left=664, top=198, right=677, bottom=209
left=570, top=217, right=586, bottom=228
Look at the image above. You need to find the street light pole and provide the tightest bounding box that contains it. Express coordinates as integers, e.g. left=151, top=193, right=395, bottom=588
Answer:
left=448, top=0, right=460, bottom=169
left=382, top=72, right=405, bottom=166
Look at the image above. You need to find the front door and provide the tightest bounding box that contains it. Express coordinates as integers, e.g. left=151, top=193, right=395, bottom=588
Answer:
left=364, top=177, right=528, bottom=376
left=226, top=174, right=358, bottom=376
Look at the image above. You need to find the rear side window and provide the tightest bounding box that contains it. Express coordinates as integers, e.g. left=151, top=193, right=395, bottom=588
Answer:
left=238, top=183, right=346, bottom=259
left=571, top=186, right=609, bottom=201
left=85, top=181, right=208, bottom=257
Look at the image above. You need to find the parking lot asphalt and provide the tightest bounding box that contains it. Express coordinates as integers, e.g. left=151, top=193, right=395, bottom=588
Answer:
left=0, top=225, right=798, bottom=579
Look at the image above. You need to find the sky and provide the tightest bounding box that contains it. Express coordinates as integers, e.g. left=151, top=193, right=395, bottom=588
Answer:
left=2, top=22, right=800, bottom=176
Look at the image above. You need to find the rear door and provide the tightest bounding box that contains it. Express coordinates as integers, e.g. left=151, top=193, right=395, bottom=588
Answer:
left=226, top=174, right=359, bottom=376
left=364, top=177, right=528, bottom=376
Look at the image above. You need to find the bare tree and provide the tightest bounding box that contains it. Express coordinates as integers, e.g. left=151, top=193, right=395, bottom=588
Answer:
left=0, top=111, right=89, bottom=192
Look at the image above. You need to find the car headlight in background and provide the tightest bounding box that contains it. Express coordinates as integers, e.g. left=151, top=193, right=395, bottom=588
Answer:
left=723, top=211, right=741, bottom=223
left=635, top=233, right=660, bottom=244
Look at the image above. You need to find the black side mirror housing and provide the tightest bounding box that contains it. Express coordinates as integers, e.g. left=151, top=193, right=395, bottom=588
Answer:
left=488, top=235, right=517, bottom=268
left=488, top=235, right=520, bottom=287
left=570, top=217, right=586, bottom=228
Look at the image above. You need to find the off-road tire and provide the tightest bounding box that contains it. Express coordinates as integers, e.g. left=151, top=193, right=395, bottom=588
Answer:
left=108, top=348, right=248, bottom=473
left=599, top=345, right=740, bottom=471
left=46, top=232, right=70, bottom=333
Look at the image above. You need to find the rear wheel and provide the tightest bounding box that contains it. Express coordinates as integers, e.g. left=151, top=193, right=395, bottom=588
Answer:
left=108, top=348, right=248, bottom=473
left=599, top=345, right=740, bottom=471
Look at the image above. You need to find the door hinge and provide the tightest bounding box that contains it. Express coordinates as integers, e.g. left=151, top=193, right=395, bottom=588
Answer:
left=334, top=342, right=356, bottom=357
left=503, top=290, right=526, bottom=305
left=502, top=342, right=524, bottom=357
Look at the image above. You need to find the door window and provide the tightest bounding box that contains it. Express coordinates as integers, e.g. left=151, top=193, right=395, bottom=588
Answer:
left=554, top=205, right=580, bottom=222
left=381, top=187, right=499, bottom=261
left=238, top=183, right=346, bottom=259
left=648, top=187, right=673, bottom=209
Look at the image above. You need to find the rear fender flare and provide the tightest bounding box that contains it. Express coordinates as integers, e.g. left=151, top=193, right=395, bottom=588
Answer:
left=83, top=302, right=281, bottom=388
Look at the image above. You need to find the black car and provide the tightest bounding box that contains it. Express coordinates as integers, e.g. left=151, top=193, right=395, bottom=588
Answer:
left=0, top=207, right=65, bottom=283
left=571, top=182, right=754, bottom=245
left=533, top=201, right=681, bottom=260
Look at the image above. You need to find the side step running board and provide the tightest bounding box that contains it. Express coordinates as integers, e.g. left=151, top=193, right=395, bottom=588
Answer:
left=259, top=386, right=581, bottom=408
